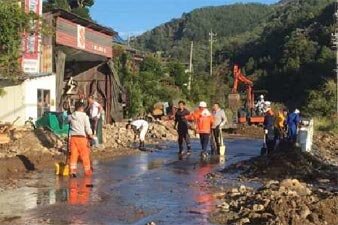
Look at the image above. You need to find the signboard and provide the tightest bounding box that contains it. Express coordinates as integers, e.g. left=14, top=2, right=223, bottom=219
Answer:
left=22, top=0, right=42, bottom=74
left=77, top=25, right=86, bottom=49
left=56, top=18, right=112, bottom=58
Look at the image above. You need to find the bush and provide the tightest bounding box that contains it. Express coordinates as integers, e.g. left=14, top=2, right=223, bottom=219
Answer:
left=314, top=116, right=338, bottom=134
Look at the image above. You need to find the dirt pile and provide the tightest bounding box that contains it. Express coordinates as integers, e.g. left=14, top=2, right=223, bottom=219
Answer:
left=0, top=128, right=62, bottom=159
left=226, top=126, right=264, bottom=139
left=210, top=180, right=338, bottom=225
left=102, top=121, right=177, bottom=149
left=313, top=132, right=338, bottom=166
left=223, top=146, right=338, bottom=184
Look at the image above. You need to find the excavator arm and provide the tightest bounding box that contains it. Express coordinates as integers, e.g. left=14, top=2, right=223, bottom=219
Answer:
left=231, top=65, right=254, bottom=110
left=232, top=64, right=253, bottom=93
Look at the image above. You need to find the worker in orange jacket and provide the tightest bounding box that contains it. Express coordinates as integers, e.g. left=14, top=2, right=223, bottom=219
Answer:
left=68, top=101, right=93, bottom=177
left=186, top=101, right=214, bottom=157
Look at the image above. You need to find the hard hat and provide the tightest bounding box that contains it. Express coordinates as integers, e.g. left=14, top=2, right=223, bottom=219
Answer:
left=294, top=109, right=300, bottom=114
left=265, top=101, right=271, bottom=107
left=259, top=95, right=264, bottom=99
left=199, top=101, right=207, bottom=108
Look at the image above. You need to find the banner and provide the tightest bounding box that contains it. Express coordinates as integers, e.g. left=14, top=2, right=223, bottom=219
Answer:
left=22, top=0, right=42, bottom=74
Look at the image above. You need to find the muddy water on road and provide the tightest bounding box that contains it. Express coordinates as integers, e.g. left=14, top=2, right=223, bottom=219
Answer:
left=0, top=139, right=261, bottom=225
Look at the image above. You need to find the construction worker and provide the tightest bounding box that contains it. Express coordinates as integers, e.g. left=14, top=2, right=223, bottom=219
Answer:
left=68, top=101, right=93, bottom=177
left=287, top=109, right=301, bottom=144
left=275, top=108, right=287, bottom=142
left=174, top=100, right=191, bottom=156
left=186, top=101, right=214, bottom=157
left=87, top=95, right=103, bottom=135
left=263, top=101, right=276, bottom=154
left=211, top=103, right=227, bottom=155
left=255, top=95, right=265, bottom=115
left=127, top=119, right=149, bottom=150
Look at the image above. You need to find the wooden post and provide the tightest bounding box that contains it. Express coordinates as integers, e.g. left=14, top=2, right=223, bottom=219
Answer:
left=55, top=50, right=66, bottom=111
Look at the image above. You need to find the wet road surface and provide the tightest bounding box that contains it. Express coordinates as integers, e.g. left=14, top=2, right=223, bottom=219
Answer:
left=0, top=139, right=261, bottom=225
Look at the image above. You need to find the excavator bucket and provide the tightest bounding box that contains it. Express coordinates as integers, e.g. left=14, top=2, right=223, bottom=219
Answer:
left=228, top=94, right=241, bottom=111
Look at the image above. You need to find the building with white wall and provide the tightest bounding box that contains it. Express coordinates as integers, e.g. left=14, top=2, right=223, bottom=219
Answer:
left=0, top=74, right=56, bottom=126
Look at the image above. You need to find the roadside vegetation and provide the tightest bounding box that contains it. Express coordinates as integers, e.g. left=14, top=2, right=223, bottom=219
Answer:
left=132, top=0, right=336, bottom=120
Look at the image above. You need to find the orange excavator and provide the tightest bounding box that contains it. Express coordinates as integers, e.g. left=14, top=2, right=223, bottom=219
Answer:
left=228, top=64, right=265, bottom=125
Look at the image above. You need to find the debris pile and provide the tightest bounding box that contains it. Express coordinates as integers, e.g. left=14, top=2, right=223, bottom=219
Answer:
left=223, top=146, right=338, bottom=184
left=0, top=127, right=61, bottom=159
left=102, top=121, right=177, bottom=149
left=313, top=132, right=338, bottom=166
left=211, top=180, right=338, bottom=225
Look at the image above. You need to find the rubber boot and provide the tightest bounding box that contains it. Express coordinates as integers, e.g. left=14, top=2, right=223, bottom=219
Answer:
left=139, top=141, right=145, bottom=151
left=187, top=146, right=192, bottom=155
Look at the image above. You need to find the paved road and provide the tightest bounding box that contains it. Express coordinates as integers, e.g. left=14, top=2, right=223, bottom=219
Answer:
left=0, top=139, right=261, bottom=225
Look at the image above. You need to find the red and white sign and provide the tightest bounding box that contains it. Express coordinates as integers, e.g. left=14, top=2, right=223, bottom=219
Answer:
left=22, top=0, right=42, bottom=74
left=77, top=25, right=86, bottom=49
left=56, top=18, right=112, bottom=58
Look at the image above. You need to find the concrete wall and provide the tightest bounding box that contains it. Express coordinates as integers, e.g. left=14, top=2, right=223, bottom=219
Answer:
left=0, top=74, right=56, bottom=126
left=0, top=84, right=26, bottom=125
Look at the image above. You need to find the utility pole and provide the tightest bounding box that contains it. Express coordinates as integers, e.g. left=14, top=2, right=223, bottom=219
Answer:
left=209, top=30, right=216, bottom=76
left=334, top=1, right=338, bottom=116
left=188, top=41, right=193, bottom=93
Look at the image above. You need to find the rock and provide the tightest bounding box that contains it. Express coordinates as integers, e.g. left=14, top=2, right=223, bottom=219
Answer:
left=266, top=180, right=279, bottom=189
left=317, top=179, right=330, bottom=183
left=252, top=204, right=264, bottom=212
left=299, top=205, right=311, bottom=219
left=239, top=185, right=247, bottom=193
left=217, top=202, right=230, bottom=211
left=239, top=217, right=250, bottom=224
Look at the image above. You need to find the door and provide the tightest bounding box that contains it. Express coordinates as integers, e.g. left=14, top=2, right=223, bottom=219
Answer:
left=37, top=89, right=51, bottom=118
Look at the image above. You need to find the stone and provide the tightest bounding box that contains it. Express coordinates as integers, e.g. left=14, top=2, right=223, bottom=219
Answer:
left=240, top=217, right=250, bottom=224
left=299, top=205, right=311, bottom=219
left=239, top=185, right=247, bottom=193
left=252, top=204, right=264, bottom=212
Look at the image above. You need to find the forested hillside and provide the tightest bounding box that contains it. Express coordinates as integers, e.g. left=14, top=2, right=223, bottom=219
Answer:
left=133, top=3, right=274, bottom=72
left=133, top=0, right=335, bottom=117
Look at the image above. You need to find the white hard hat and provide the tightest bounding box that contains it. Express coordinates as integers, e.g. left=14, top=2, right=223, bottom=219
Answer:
left=265, top=101, right=271, bottom=107
left=259, top=95, right=264, bottom=99
left=199, top=101, right=207, bottom=108
left=294, top=109, right=300, bottom=114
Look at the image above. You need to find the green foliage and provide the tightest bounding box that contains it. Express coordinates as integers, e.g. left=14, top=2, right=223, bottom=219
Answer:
left=303, top=80, right=336, bottom=117
left=314, top=116, right=338, bottom=134
left=139, top=56, right=162, bottom=75
left=0, top=1, right=30, bottom=77
left=166, top=62, right=188, bottom=87
left=115, top=53, right=183, bottom=117
left=134, top=0, right=335, bottom=117
left=43, top=0, right=94, bottom=19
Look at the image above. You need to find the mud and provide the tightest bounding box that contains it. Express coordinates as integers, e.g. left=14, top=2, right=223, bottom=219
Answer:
left=0, top=139, right=262, bottom=225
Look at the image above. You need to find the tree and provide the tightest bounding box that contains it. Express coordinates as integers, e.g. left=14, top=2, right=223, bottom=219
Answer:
left=0, top=1, right=31, bottom=78
left=43, top=0, right=94, bottom=19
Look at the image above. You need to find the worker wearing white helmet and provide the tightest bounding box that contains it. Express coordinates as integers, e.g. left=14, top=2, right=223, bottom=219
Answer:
left=185, top=101, right=214, bottom=158
left=255, top=95, right=266, bottom=115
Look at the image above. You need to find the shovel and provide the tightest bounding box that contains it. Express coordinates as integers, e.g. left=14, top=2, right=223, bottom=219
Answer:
left=260, top=133, right=267, bottom=156
left=219, top=126, right=226, bottom=156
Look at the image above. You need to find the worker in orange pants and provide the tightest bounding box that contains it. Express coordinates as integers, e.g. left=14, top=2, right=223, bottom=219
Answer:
left=68, top=101, right=93, bottom=177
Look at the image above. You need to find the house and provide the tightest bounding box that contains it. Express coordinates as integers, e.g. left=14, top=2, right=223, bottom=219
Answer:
left=0, top=74, right=56, bottom=125
left=1, top=2, right=124, bottom=125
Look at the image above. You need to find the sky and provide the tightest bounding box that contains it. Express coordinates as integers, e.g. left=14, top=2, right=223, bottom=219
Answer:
left=91, top=0, right=279, bottom=38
